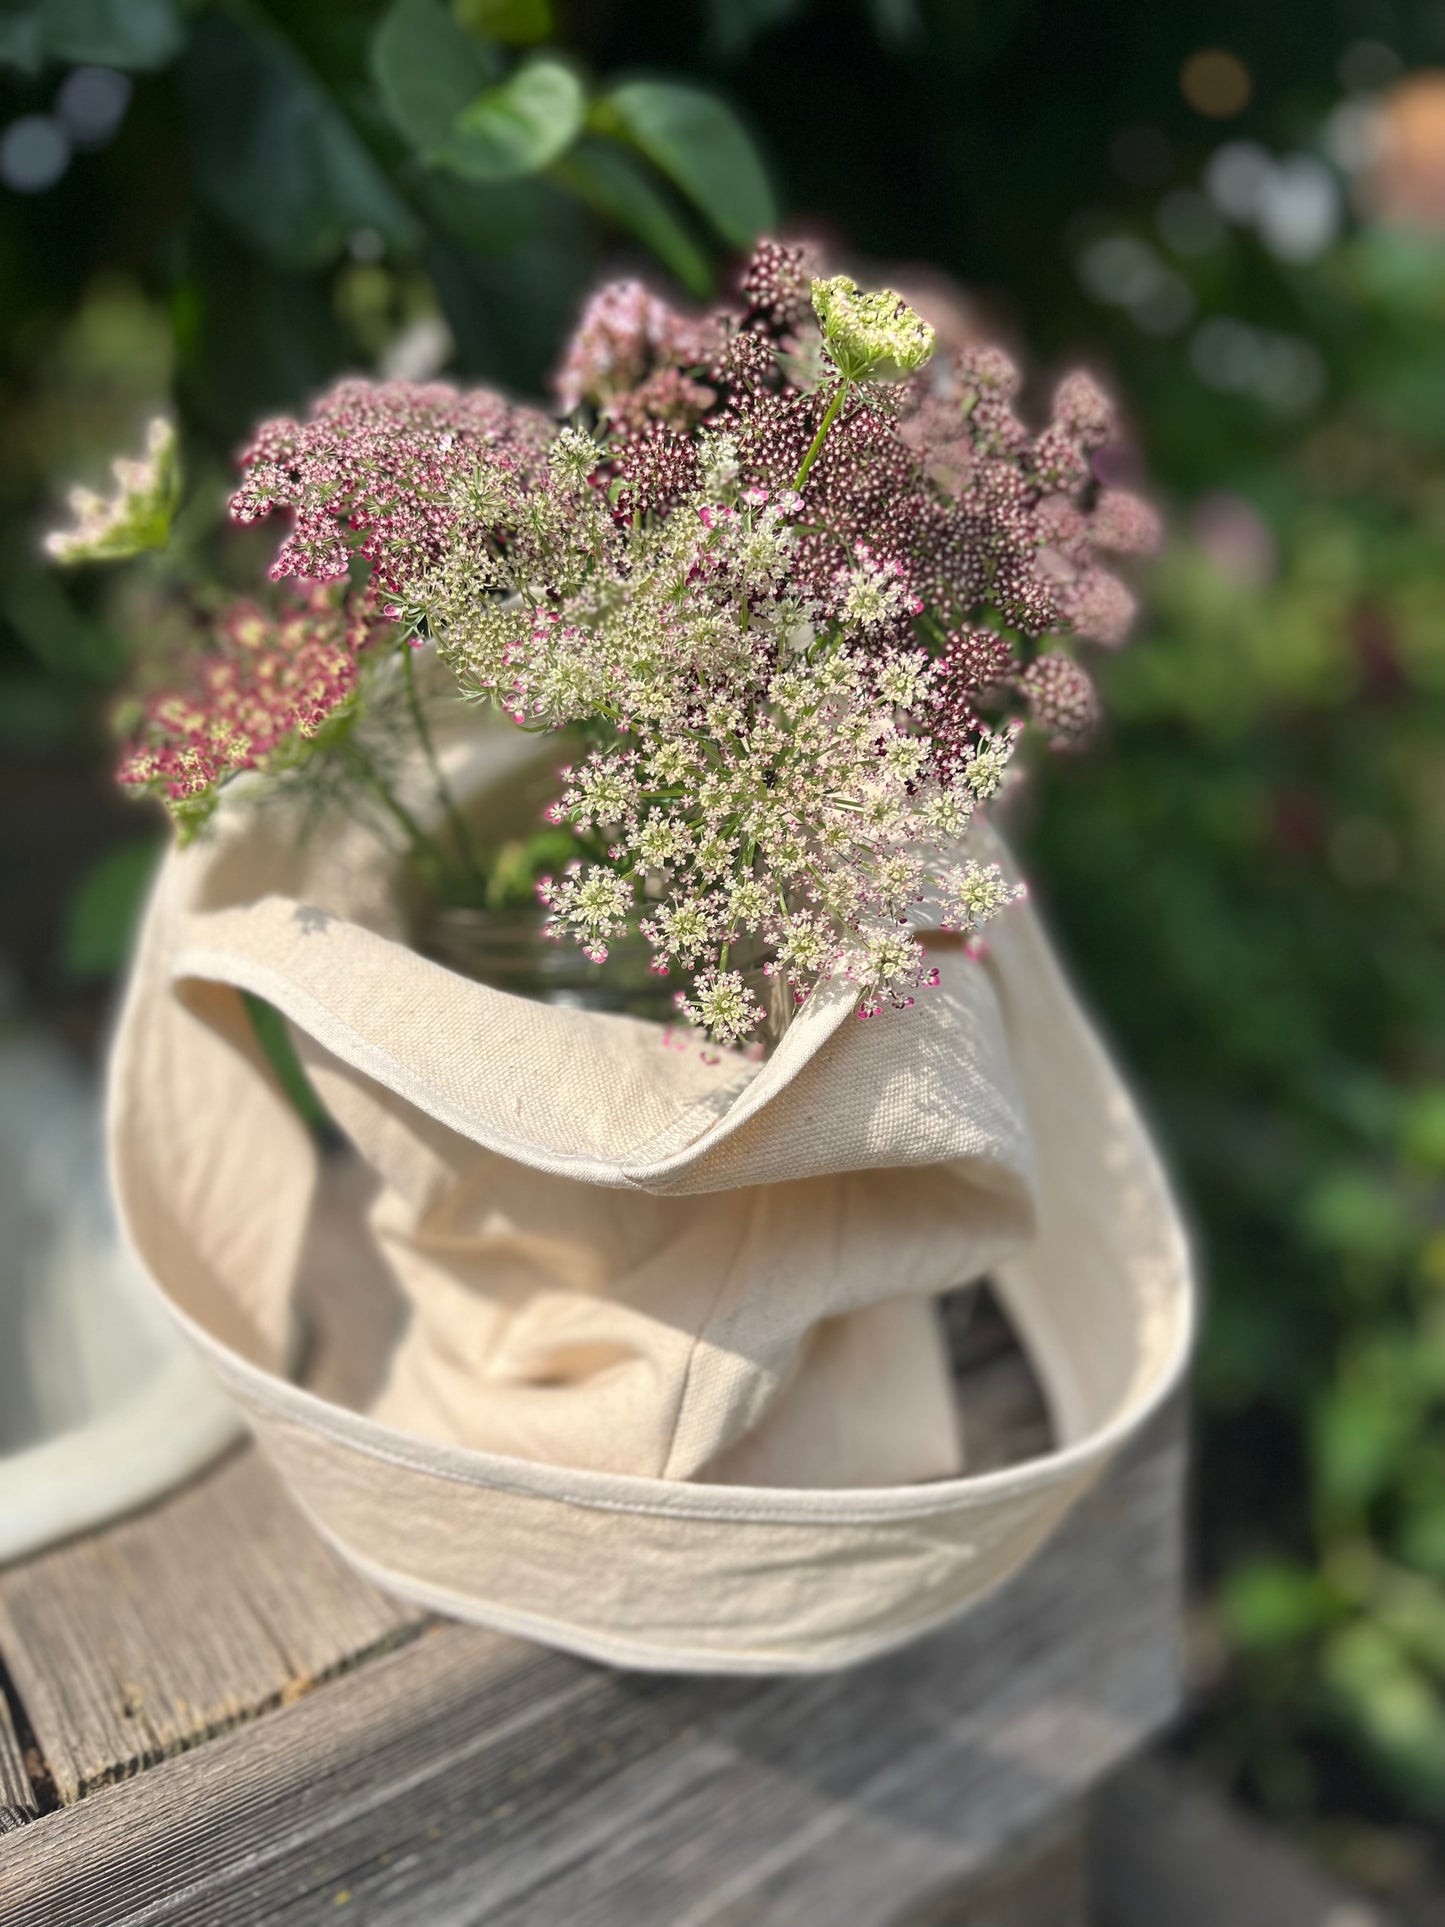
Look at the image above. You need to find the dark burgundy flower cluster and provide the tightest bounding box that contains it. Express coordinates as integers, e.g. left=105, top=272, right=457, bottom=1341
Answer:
left=543, top=240, right=1158, bottom=759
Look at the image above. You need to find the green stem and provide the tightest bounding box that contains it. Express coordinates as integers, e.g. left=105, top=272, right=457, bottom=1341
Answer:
left=340, top=741, right=451, bottom=878
left=793, top=383, right=848, bottom=492
left=401, top=642, right=480, bottom=875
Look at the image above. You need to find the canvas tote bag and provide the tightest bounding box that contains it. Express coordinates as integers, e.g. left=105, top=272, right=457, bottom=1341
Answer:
left=108, top=720, right=1194, bottom=1674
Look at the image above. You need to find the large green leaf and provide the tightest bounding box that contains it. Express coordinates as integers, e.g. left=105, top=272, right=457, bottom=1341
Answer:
left=702, top=0, right=808, bottom=63
left=416, top=171, right=555, bottom=256
left=34, top=0, right=183, bottom=71
left=551, top=136, right=712, bottom=298
left=61, top=838, right=161, bottom=984
left=439, top=57, right=585, bottom=182
left=370, top=0, right=500, bottom=158
left=425, top=196, right=592, bottom=391
left=0, top=15, right=44, bottom=73
left=452, top=0, right=552, bottom=46
left=184, top=15, right=417, bottom=269
left=596, top=80, right=775, bottom=250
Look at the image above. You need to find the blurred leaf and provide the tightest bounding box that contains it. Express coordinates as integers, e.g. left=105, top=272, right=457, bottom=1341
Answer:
left=481, top=828, right=577, bottom=908
left=1320, top=1621, right=1445, bottom=1813
left=1301, top=1168, right=1416, bottom=1267
left=244, top=994, right=331, bottom=1136
left=184, top=14, right=418, bottom=269
left=1397, top=1476, right=1445, bottom=1577
left=0, top=674, right=75, bottom=746
left=595, top=80, right=775, bottom=250
left=424, top=190, right=591, bottom=391
left=702, top=0, right=809, bottom=63
left=551, top=136, right=712, bottom=298
left=1401, top=1088, right=1445, bottom=1173
left=177, top=216, right=355, bottom=438
left=370, top=0, right=500, bottom=157
left=1, top=551, right=125, bottom=682
left=439, top=57, right=585, bottom=182
left=1219, top=1558, right=1338, bottom=1651
left=33, top=0, right=182, bottom=71
left=1379, top=1574, right=1445, bottom=1679
left=1420, top=1232, right=1445, bottom=1294
left=0, top=14, right=44, bottom=72
left=417, top=170, right=555, bottom=254
left=1315, top=1380, right=1417, bottom=1519
left=452, top=0, right=552, bottom=45
left=864, top=0, right=924, bottom=51
left=60, top=837, right=160, bottom=983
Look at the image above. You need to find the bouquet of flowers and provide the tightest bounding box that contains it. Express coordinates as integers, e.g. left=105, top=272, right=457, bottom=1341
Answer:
left=79, top=244, right=1193, bottom=1673
left=74, top=240, right=1158, bottom=1043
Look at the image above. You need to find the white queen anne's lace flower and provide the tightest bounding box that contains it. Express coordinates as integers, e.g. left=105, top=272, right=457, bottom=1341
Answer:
left=46, top=417, right=181, bottom=565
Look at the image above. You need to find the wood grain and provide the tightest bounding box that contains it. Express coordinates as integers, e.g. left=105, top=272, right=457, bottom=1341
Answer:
left=0, top=1154, right=423, bottom=1805
left=0, top=1671, right=39, bottom=1831
left=0, top=1402, right=1185, bottom=1926
left=0, top=1447, right=425, bottom=1804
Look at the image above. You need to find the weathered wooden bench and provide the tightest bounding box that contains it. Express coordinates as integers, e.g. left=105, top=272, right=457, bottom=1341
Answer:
left=0, top=1157, right=1186, bottom=1926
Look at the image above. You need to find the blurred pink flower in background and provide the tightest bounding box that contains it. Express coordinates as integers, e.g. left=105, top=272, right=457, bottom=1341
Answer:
left=1189, top=491, right=1278, bottom=587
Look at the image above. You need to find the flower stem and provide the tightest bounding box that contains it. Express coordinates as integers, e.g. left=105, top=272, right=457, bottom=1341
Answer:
left=793, top=383, right=848, bottom=492
left=339, top=740, right=451, bottom=880
left=401, top=640, right=481, bottom=876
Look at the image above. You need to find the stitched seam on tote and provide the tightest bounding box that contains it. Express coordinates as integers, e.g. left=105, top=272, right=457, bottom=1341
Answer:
left=257, top=1400, right=1110, bottom=1525
left=174, top=947, right=701, bottom=1184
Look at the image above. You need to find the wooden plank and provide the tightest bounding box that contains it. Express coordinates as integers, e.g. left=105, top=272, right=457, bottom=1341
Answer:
left=0, top=1672, right=40, bottom=1831
left=1, top=1401, right=1185, bottom=1926
left=0, top=1154, right=423, bottom=1805
left=945, top=1284, right=1053, bottom=1473
left=0, top=1448, right=424, bottom=1803
left=899, top=1810, right=1087, bottom=1927
left=1092, top=1755, right=1400, bottom=1927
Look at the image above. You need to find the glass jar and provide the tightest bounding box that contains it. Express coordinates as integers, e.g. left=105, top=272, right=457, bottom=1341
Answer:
left=420, top=902, right=795, bottom=1048
left=423, top=903, right=677, bottom=1022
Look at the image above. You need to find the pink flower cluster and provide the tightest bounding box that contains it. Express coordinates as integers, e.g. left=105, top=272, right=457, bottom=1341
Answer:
left=230, top=378, right=552, bottom=597
left=117, top=588, right=381, bottom=816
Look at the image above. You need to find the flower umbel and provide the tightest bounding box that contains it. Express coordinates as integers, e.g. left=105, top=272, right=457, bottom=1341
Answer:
left=45, top=417, right=181, bottom=565
left=810, top=275, right=936, bottom=384
left=116, top=586, right=384, bottom=839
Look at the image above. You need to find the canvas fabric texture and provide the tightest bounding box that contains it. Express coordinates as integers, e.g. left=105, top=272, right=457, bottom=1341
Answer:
left=107, top=723, right=1194, bottom=1673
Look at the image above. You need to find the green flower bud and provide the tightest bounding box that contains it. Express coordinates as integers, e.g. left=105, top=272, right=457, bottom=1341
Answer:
left=810, top=275, right=936, bottom=384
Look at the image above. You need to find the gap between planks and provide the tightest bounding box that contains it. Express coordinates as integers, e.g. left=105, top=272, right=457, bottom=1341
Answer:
left=0, top=1658, right=41, bottom=1830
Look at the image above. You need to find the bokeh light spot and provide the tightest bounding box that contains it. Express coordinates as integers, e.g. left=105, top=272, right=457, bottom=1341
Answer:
left=56, top=68, right=132, bottom=149
left=0, top=116, right=70, bottom=193
left=1181, top=49, right=1253, bottom=119
left=1205, top=141, right=1274, bottom=221
left=1338, top=39, right=1403, bottom=93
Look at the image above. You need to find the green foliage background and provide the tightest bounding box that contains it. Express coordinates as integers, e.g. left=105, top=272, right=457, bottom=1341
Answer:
left=3, top=0, right=1444, bottom=1882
